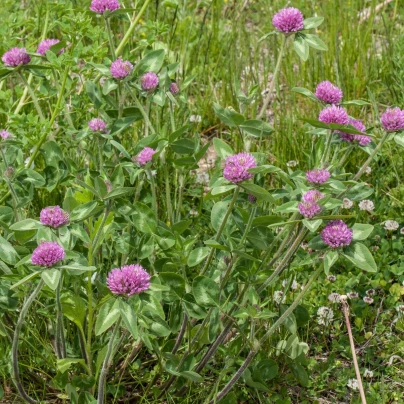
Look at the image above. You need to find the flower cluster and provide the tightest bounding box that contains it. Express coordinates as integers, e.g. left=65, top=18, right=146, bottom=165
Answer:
left=318, top=105, right=349, bottom=125
left=169, top=82, right=180, bottom=95
left=136, top=147, right=156, bottom=166
left=315, top=81, right=343, bottom=104
left=2, top=47, right=31, bottom=67
left=88, top=118, right=107, bottom=132
left=223, top=153, right=256, bottom=183
left=384, top=220, right=399, bottom=231
left=342, top=198, right=353, bottom=209
left=90, top=0, right=120, bottom=14
left=272, top=7, right=304, bottom=33
left=107, top=264, right=150, bottom=296
left=358, top=200, right=374, bottom=212
left=306, top=168, right=330, bottom=184
left=141, top=72, right=159, bottom=91
left=337, top=118, right=370, bottom=146
left=298, top=190, right=324, bottom=218
left=31, top=241, right=65, bottom=267
left=0, top=130, right=12, bottom=140
left=37, top=39, right=63, bottom=56
left=317, top=306, right=334, bottom=326
left=273, top=290, right=286, bottom=305
left=321, top=220, right=353, bottom=248
left=110, top=58, right=133, bottom=80
left=380, top=107, right=404, bottom=132
left=40, top=206, right=70, bottom=228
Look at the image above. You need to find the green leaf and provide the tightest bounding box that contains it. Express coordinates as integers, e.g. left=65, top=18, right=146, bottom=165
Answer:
left=59, top=264, right=97, bottom=275
left=240, top=183, right=275, bottom=203
left=213, top=138, right=234, bottom=159
left=102, top=78, right=118, bottom=95
left=136, top=49, right=165, bottom=75
left=239, top=120, right=273, bottom=137
left=192, top=276, right=219, bottom=307
left=303, top=17, right=324, bottom=29
left=0, top=235, right=19, bottom=265
left=352, top=224, right=374, bottom=240
left=253, top=360, right=278, bottom=382
left=289, top=362, right=309, bottom=387
left=345, top=183, right=374, bottom=201
left=341, top=99, right=370, bottom=106
left=187, top=247, right=210, bottom=267
left=211, top=201, right=232, bottom=232
left=304, top=34, right=328, bottom=51
left=10, top=271, right=40, bottom=290
left=95, top=299, right=120, bottom=336
left=109, top=116, right=139, bottom=135
left=104, top=187, right=135, bottom=200
left=394, top=133, right=404, bottom=148
left=324, top=250, right=339, bottom=276
left=274, top=201, right=299, bottom=213
left=132, top=202, right=157, bottom=233
left=110, top=140, right=131, bottom=159
left=252, top=215, right=284, bottom=227
left=213, top=103, right=245, bottom=127
left=182, top=293, right=207, bottom=319
left=41, top=269, right=61, bottom=290
left=292, top=87, right=318, bottom=102
left=204, top=239, right=230, bottom=251
left=179, top=371, right=203, bottom=383
left=119, top=301, right=138, bottom=340
left=342, top=242, right=377, bottom=272
left=211, top=185, right=237, bottom=196
left=158, top=272, right=186, bottom=301
left=171, top=139, right=195, bottom=154
left=61, top=294, right=86, bottom=327
left=293, top=36, right=309, bottom=61
left=70, top=201, right=98, bottom=222
left=57, top=358, right=86, bottom=374
left=9, top=219, right=42, bottom=231
left=302, top=219, right=323, bottom=233
left=258, top=31, right=277, bottom=42
left=85, top=81, right=104, bottom=109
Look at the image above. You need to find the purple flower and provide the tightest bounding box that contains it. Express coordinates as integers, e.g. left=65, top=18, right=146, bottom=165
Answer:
left=272, top=7, right=304, bottom=33
left=337, top=118, right=370, bottom=145
left=248, top=194, right=257, bottom=204
left=136, top=147, right=156, bottom=166
left=0, top=130, right=12, bottom=140
left=141, top=72, right=159, bottom=91
left=321, top=220, right=353, bottom=248
left=315, top=81, right=343, bottom=104
left=107, top=264, right=150, bottom=296
left=40, top=206, right=70, bottom=228
left=31, top=241, right=65, bottom=267
left=110, top=57, right=133, bottom=79
left=306, top=168, right=330, bottom=184
left=37, top=39, right=64, bottom=56
left=302, top=189, right=324, bottom=203
left=298, top=201, right=322, bottom=218
left=2, top=47, right=31, bottom=67
left=169, top=82, right=180, bottom=95
left=223, top=152, right=256, bottom=183
left=88, top=118, right=107, bottom=132
left=380, top=107, right=404, bottom=132
left=319, top=105, right=349, bottom=125
left=90, top=0, right=120, bottom=14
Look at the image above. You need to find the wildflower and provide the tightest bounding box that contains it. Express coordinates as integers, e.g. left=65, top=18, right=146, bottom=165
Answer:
left=169, top=82, right=180, bottom=95
left=0, top=130, right=12, bottom=140
left=384, top=220, right=399, bottom=231
left=4, top=167, right=14, bottom=178
left=110, top=57, right=133, bottom=79
left=306, top=168, right=330, bottom=185
left=315, top=81, right=343, bottom=104
left=141, top=72, right=159, bottom=91
left=282, top=279, right=299, bottom=290
left=106, top=264, right=150, bottom=296
left=189, top=209, right=199, bottom=216
left=328, top=293, right=341, bottom=303
left=400, top=227, right=404, bottom=235
left=339, top=294, right=348, bottom=302
left=365, top=166, right=371, bottom=175
left=342, top=198, right=354, bottom=209
left=358, top=200, right=374, bottom=212
left=347, top=292, right=359, bottom=299
left=363, top=369, right=373, bottom=379
left=380, top=107, right=404, bottom=132
left=2, top=47, right=31, bottom=67
left=37, top=39, right=63, bottom=55
left=317, top=306, right=334, bottom=326
left=396, top=305, right=404, bottom=317
left=363, top=297, right=374, bottom=304
left=223, top=152, right=256, bottom=183
left=88, top=118, right=107, bottom=132
left=321, top=220, right=353, bottom=248
left=40, top=206, right=70, bottom=228
left=286, top=160, right=298, bottom=167
left=347, top=379, right=359, bottom=390
left=337, top=118, right=371, bottom=146
left=366, top=289, right=376, bottom=296
left=371, top=246, right=379, bottom=252
left=195, top=173, right=210, bottom=185
left=90, top=0, right=120, bottom=14
left=190, top=115, right=202, bottom=123
left=273, top=290, right=286, bottom=305
left=272, top=7, right=304, bottom=33
left=298, top=201, right=322, bottom=218
left=327, top=275, right=337, bottom=282
left=31, top=241, right=65, bottom=267
left=318, top=105, right=349, bottom=125
left=248, top=194, right=257, bottom=204
left=136, top=147, right=156, bottom=166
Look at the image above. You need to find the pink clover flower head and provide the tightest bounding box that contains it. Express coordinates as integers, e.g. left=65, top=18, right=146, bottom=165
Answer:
left=110, top=57, right=133, bottom=79
left=318, top=105, right=349, bottom=125
left=2, top=47, right=31, bottom=67
left=141, top=72, right=159, bottom=91
left=169, top=82, right=180, bottom=95
left=0, top=130, right=12, bottom=140
left=88, top=118, right=107, bottom=132
left=272, top=7, right=304, bottom=33
left=315, top=81, right=343, bottom=104
left=321, top=220, right=353, bottom=248
left=223, top=152, right=256, bottom=183
left=306, top=168, right=330, bottom=184
left=298, top=201, right=321, bottom=218
left=136, top=147, right=156, bottom=166
left=90, top=0, right=120, bottom=14
left=337, top=118, right=370, bottom=145
left=37, top=39, right=64, bottom=56
left=31, top=241, right=65, bottom=267
left=107, top=264, right=150, bottom=296
left=380, top=107, right=404, bottom=132
left=302, top=189, right=324, bottom=203
left=40, top=206, right=70, bottom=228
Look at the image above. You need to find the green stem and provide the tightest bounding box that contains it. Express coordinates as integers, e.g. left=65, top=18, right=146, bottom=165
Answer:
left=56, top=270, right=66, bottom=359
left=98, top=137, right=104, bottom=172
left=164, top=163, right=174, bottom=225
left=336, top=145, right=354, bottom=169
left=321, top=130, right=333, bottom=165
left=146, top=168, right=158, bottom=217
left=104, top=17, right=116, bottom=61
left=176, top=172, right=185, bottom=221
left=12, top=279, right=44, bottom=404
left=257, top=34, right=287, bottom=120
left=200, top=187, right=240, bottom=276
left=97, top=317, right=122, bottom=404
left=18, top=72, right=45, bottom=120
